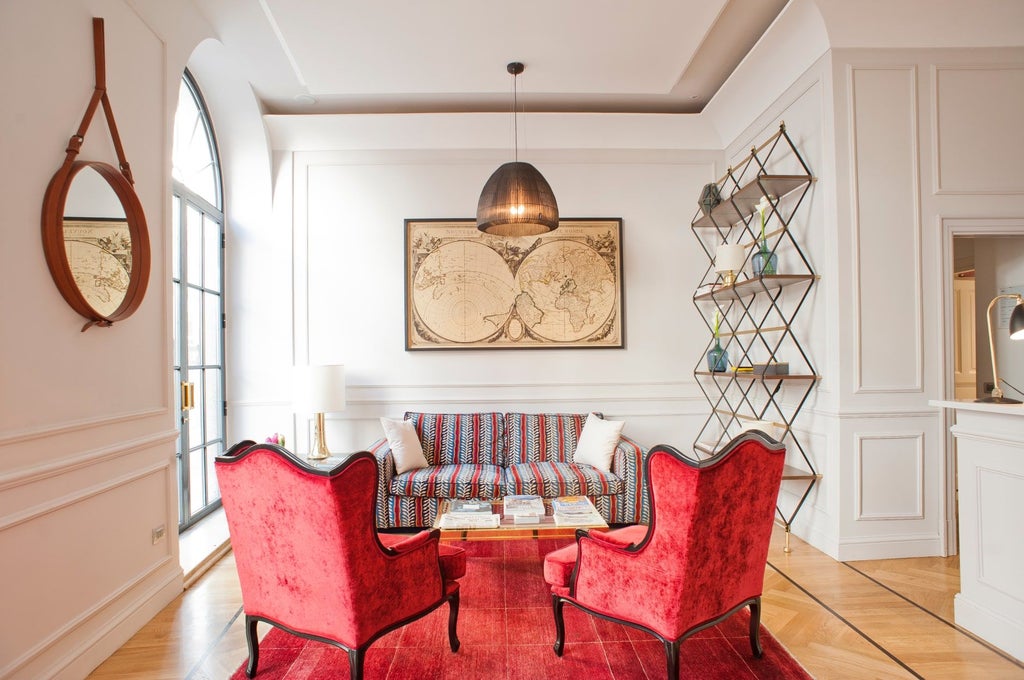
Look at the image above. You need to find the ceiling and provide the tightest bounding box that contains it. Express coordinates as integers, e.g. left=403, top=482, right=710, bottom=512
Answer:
left=194, top=0, right=789, bottom=115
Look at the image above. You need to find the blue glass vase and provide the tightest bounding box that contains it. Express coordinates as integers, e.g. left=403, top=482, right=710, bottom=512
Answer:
left=752, top=240, right=777, bottom=276
left=707, top=339, right=729, bottom=372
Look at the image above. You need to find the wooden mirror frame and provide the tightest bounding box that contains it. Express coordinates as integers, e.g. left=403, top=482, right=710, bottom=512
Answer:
left=41, top=18, right=150, bottom=331
left=41, top=160, right=150, bottom=330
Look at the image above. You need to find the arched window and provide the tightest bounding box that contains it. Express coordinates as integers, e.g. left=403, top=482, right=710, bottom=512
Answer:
left=171, top=70, right=226, bottom=531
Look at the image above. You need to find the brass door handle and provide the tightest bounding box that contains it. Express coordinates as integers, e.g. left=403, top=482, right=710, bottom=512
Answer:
left=180, top=381, right=195, bottom=411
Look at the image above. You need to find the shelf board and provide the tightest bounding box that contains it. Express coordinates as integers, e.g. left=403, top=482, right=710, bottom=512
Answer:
left=694, top=274, right=815, bottom=301
left=782, top=465, right=821, bottom=481
left=694, top=370, right=820, bottom=381
left=693, top=446, right=818, bottom=481
left=692, top=174, right=812, bottom=228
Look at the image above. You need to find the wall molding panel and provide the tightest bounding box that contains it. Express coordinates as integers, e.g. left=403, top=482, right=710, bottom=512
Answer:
left=933, top=64, right=1024, bottom=195
left=847, top=64, right=924, bottom=395
left=854, top=432, right=925, bottom=521
left=0, top=429, right=178, bottom=494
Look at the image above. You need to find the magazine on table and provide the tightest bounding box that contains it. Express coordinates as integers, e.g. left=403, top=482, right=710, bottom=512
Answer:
left=447, top=499, right=494, bottom=515
left=439, top=512, right=500, bottom=529
left=553, top=509, right=605, bottom=527
left=552, top=496, right=595, bottom=515
left=502, top=494, right=545, bottom=517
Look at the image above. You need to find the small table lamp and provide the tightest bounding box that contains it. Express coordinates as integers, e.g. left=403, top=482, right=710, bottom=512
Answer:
left=715, top=243, right=747, bottom=286
left=976, top=294, right=1024, bottom=404
left=294, top=364, right=347, bottom=459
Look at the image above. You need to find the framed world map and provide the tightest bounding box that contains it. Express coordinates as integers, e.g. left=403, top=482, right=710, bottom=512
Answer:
left=405, top=218, right=624, bottom=350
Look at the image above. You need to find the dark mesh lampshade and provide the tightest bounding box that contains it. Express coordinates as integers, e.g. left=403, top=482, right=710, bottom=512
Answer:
left=476, top=161, right=559, bottom=237
left=1011, top=300, right=1024, bottom=340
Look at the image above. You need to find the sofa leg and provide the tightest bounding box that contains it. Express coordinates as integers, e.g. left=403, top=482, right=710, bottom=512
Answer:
left=552, top=595, right=566, bottom=657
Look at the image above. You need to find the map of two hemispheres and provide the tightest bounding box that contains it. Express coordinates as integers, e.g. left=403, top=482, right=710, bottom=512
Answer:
left=406, top=219, right=623, bottom=349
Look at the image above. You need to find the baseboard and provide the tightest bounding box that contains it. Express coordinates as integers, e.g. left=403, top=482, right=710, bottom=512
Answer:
left=8, top=562, right=184, bottom=680
left=184, top=538, right=232, bottom=589
left=836, top=534, right=944, bottom=562
left=954, top=594, right=1024, bottom=662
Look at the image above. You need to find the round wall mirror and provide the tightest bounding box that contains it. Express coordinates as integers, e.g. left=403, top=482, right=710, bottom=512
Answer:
left=41, top=160, right=150, bottom=330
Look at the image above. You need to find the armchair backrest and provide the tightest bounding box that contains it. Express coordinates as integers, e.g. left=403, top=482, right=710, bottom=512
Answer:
left=215, top=444, right=441, bottom=646
left=575, top=432, right=785, bottom=637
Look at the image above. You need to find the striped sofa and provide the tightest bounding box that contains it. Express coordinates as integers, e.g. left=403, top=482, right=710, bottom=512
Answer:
left=367, top=411, right=649, bottom=529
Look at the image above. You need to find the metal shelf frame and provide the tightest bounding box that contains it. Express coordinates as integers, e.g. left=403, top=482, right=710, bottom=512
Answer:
left=690, top=123, right=820, bottom=553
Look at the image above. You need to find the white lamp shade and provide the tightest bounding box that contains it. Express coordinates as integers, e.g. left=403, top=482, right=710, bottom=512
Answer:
left=715, top=244, right=746, bottom=274
left=293, top=364, right=347, bottom=414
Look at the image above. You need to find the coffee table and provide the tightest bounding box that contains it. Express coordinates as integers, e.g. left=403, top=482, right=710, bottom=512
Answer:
left=434, top=497, right=608, bottom=541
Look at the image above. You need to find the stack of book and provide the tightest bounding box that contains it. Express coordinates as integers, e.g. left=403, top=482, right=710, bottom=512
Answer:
left=502, top=494, right=545, bottom=524
left=552, top=496, right=604, bottom=526
left=439, top=499, right=500, bottom=529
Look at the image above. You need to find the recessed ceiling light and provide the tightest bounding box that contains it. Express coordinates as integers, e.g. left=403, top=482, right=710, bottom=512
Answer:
left=294, top=93, right=317, bottom=105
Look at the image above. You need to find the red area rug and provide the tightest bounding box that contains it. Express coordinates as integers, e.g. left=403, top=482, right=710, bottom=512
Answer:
left=230, top=539, right=810, bottom=679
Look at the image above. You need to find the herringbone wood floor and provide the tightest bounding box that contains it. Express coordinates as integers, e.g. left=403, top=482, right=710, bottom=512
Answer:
left=87, top=527, right=1024, bottom=679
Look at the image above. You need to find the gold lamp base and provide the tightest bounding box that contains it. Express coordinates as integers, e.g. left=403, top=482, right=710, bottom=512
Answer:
left=308, top=412, right=331, bottom=460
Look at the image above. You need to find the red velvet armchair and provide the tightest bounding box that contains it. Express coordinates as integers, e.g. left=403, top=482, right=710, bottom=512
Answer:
left=543, top=431, right=786, bottom=679
left=215, top=442, right=465, bottom=680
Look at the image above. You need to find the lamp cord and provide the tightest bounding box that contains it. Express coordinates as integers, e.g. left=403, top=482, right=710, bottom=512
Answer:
left=1000, top=377, right=1024, bottom=398
left=511, top=71, right=518, bottom=163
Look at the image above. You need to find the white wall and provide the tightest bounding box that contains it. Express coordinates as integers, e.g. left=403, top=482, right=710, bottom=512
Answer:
left=0, top=1, right=216, bottom=678
left=236, top=114, right=727, bottom=455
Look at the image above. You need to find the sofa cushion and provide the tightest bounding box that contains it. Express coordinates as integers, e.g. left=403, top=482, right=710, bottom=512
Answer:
left=405, top=412, right=505, bottom=466
left=391, top=463, right=505, bottom=499
left=505, top=412, right=597, bottom=465
left=504, top=461, right=624, bottom=498
left=380, top=417, right=429, bottom=474
left=572, top=412, right=624, bottom=473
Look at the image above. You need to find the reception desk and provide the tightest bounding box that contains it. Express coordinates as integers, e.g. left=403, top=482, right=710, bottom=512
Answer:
left=932, top=400, right=1024, bottom=661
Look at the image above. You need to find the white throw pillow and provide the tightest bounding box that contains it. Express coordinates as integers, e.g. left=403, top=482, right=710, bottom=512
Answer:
left=572, top=413, right=624, bottom=472
left=380, top=417, right=429, bottom=474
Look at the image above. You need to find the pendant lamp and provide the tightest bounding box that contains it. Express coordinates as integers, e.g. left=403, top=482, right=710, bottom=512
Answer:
left=476, top=62, right=559, bottom=237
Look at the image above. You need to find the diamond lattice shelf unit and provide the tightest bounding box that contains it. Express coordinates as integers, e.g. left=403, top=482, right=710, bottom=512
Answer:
left=691, top=123, right=820, bottom=552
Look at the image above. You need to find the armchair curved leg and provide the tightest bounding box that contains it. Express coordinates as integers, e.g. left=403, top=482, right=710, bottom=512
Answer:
left=552, top=594, right=566, bottom=657
left=749, top=598, right=764, bottom=658
left=447, top=591, right=461, bottom=652
left=244, top=616, right=259, bottom=678
left=664, top=638, right=680, bottom=680
left=348, top=648, right=364, bottom=680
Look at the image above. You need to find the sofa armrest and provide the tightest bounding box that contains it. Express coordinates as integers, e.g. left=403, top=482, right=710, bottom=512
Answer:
left=368, top=437, right=396, bottom=527
left=611, top=434, right=650, bottom=524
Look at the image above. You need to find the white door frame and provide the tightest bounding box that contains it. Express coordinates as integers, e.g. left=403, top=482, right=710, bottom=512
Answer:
left=939, top=218, right=1024, bottom=555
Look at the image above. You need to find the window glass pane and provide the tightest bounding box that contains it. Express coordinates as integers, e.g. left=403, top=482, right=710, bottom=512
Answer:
left=204, top=368, right=222, bottom=442
left=186, top=205, right=203, bottom=286
left=188, top=368, right=203, bottom=445
left=204, top=214, right=221, bottom=292
left=187, top=287, right=202, bottom=366
left=172, top=282, right=181, bottom=368
left=206, top=445, right=222, bottom=503
left=189, top=443, right=205, bottom=513
left=204, top=292, right=221, bottom=367
left=173, top=368, right=182, bottom=416
left=172, top=196, right=181, bottom=280
left=172, top=79, right=219, bottom=208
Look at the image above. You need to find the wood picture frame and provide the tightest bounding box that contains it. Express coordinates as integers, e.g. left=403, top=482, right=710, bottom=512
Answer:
left=404, top=218, right=624, bottom=350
